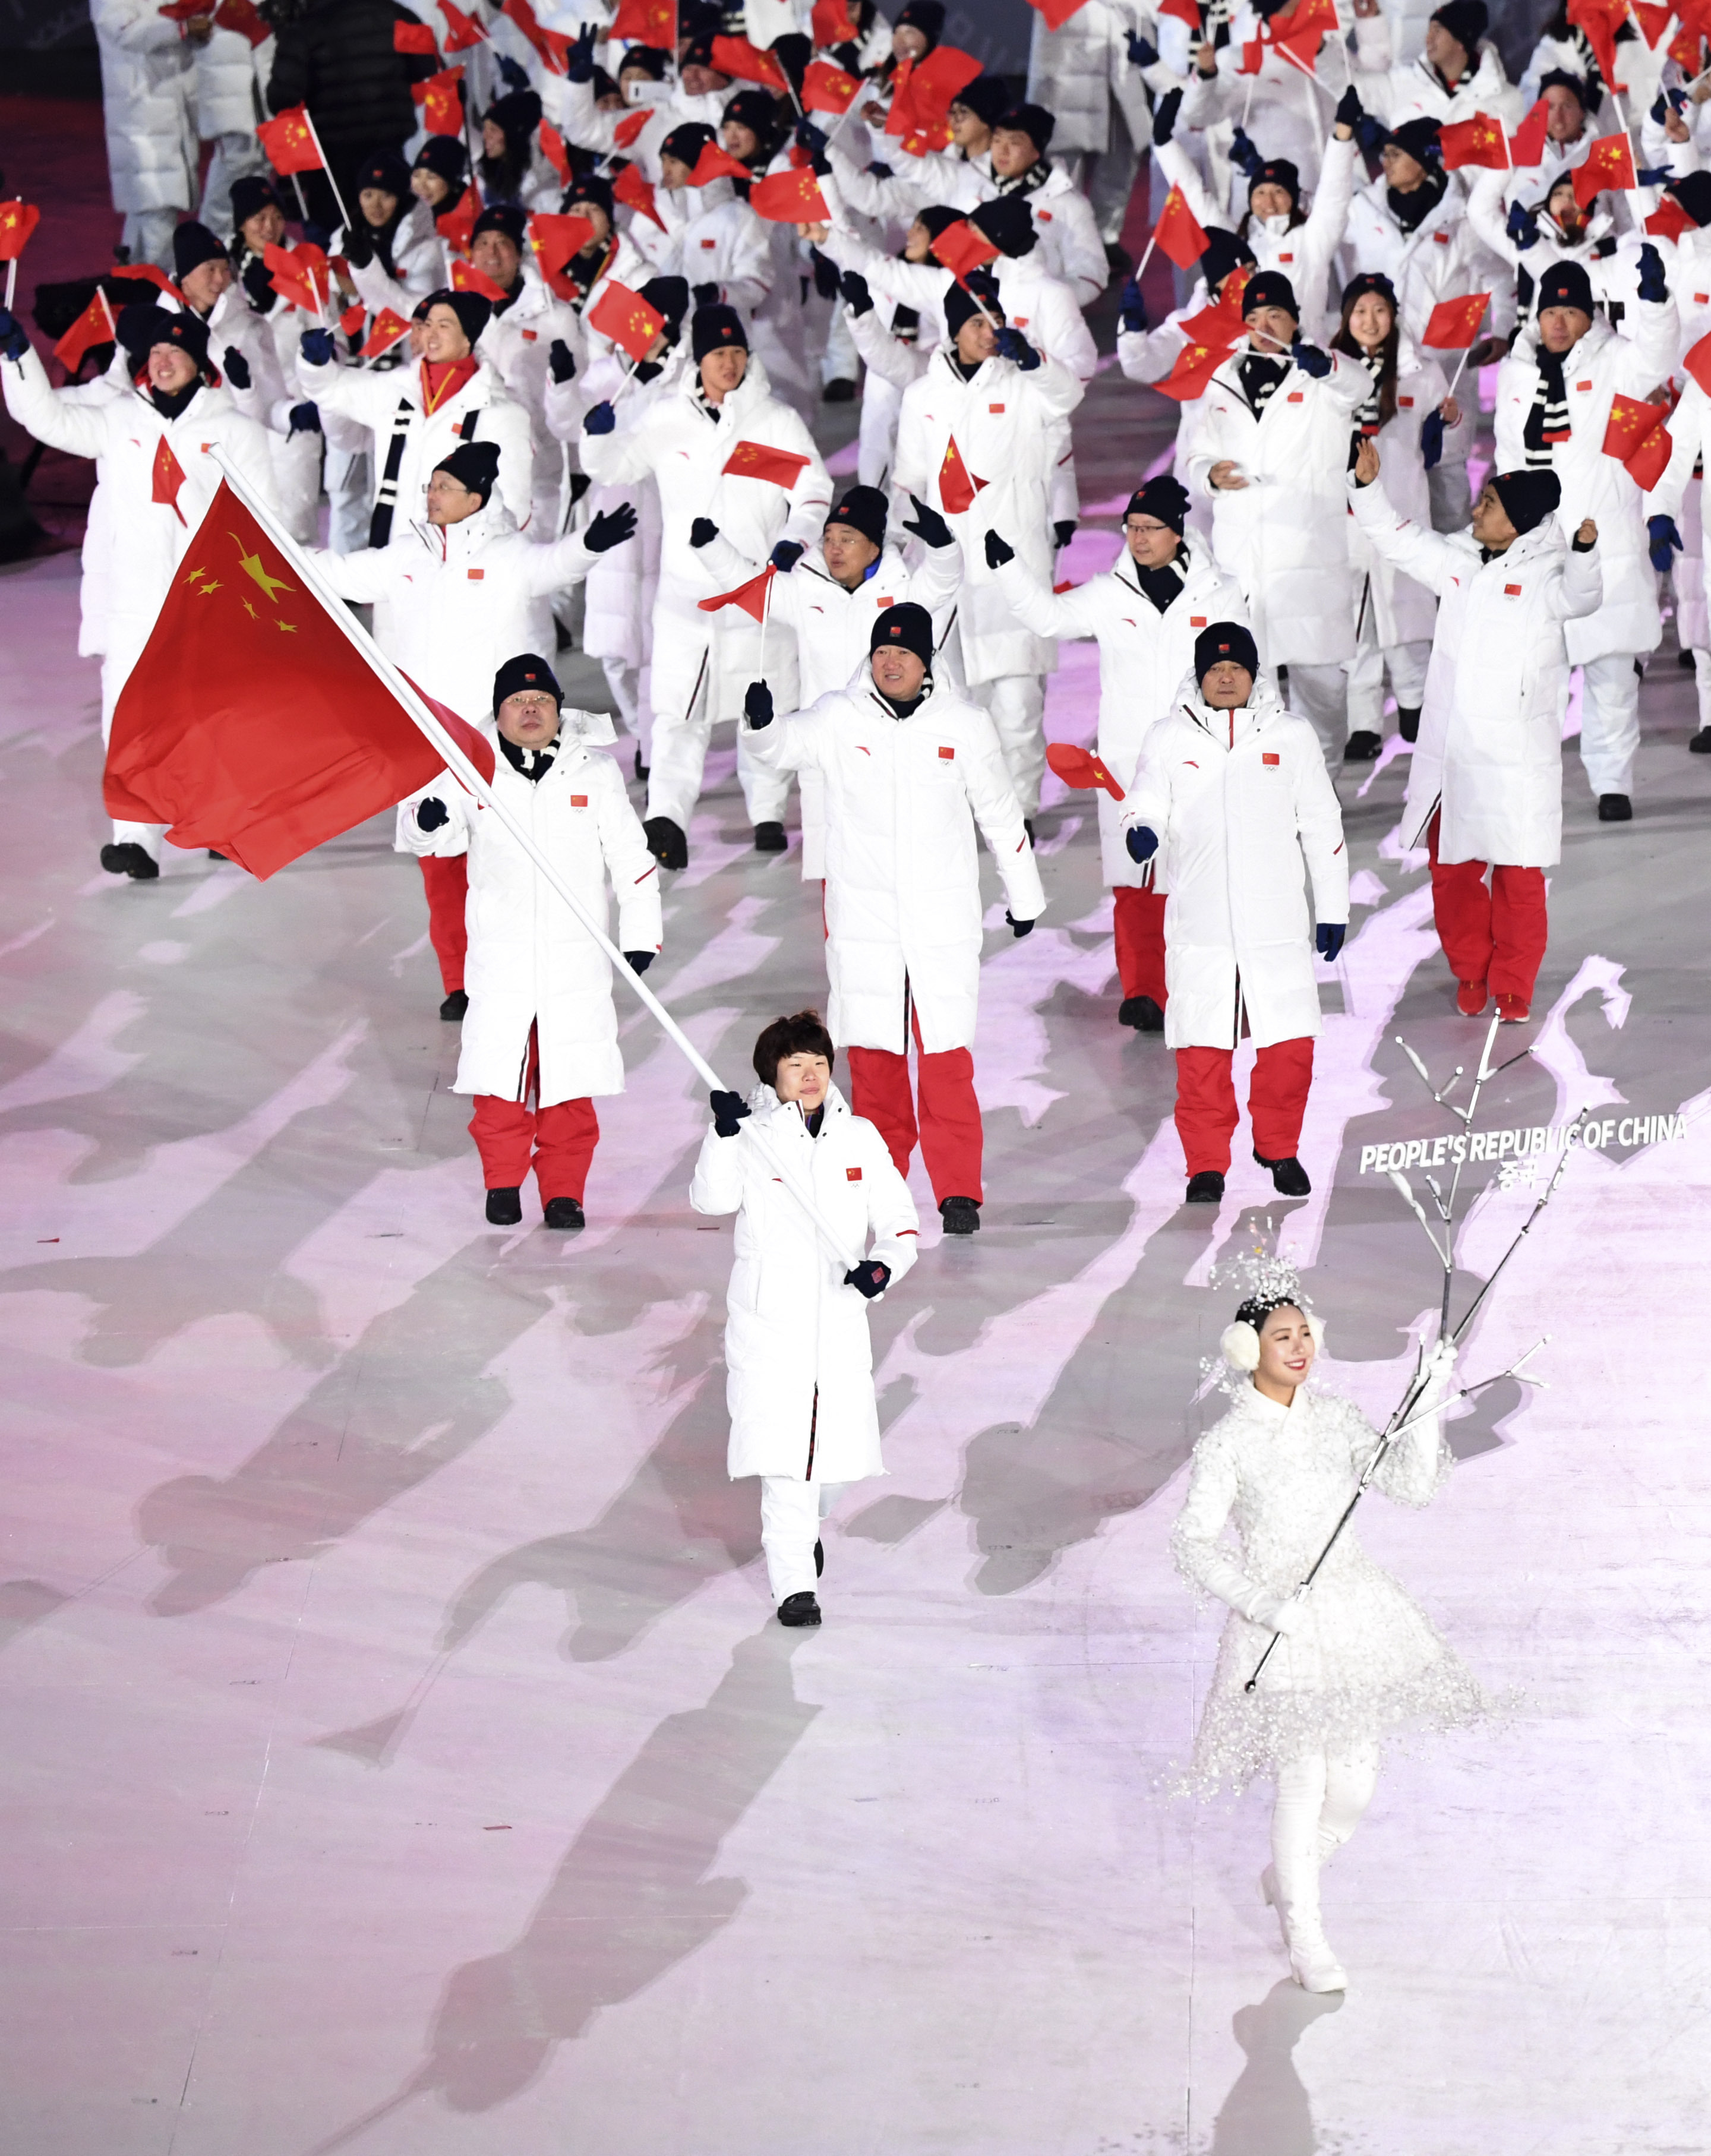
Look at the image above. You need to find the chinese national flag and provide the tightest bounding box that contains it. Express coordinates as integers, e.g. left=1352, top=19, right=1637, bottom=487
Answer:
left=614, top=162, right=666, bottom=232
left=394, top=18, right=438, bottom=53
left=722, top=439, right=812, bottom=489
left=611, top=0, right=675, bottom=38
left=151, top=438, right=188, bottom=525
left=1151, top=336, right=1234, bottom=402
left=1567, top=0, right=1627, bottom=90
left=53, top=288, right=118, bottom=370
left=1684, top=330, right=1711, bottom=397
left=106, top=485, right=495, bottom=877
left=359, top=308, right=411, bottom=359
left=587, top=279, right=666, bottom=362
left=209, top=0, right=271, bottom=46
left=886, top=46, right=981, bottom=139
left=257, top=105, right=323, bottom=175
left=528, top=212, right=595, bottom=279
left=452, top=258, right=509, bottom=302
left=1159, top=0, right=1201, bottom=22
left=1025, top=0, right=1089, bottom=29
left=687, top=141, right=756, bottom=187
left=339, top=301, right=365, bottom=337
left=1044, top=742, right=1125, bottom=800
left=540, top=119, right=572, bottom=182
left=0, top=199, right=39, bottom=260
left=697, top=564, right=777, bottom=620
left=812, top=0, right=857, bottom=42
left=1509, top=97, right=1549, bottom=168
left=930, top=218, right=1002, bottom=281
left=118, top=261, right=184, bottom=302
left=439, top=0, right=485, bottom=50
left=749, top=167, right=832, bottom=223
left=436, top=184, right=480, bottom=255
left=502, top=0, right=571, bottom=73
left=1154, top=184, right=1208, bottom=270
left=1179, top=297, right=1246, bottom=346
left=413, top=66, right=465, bottom=135
left=1438, top=112, right=1508, bottom=171
left=803, top=59, right=862, bottom=113
left=1631, top=0, right=1672, bottom=44
left=613, top=108, right=651, bottom=150
left=937, top=434, right=984, bottom=514
left=1603, top=390, right=1672, bottom=487
left=1421, top=291, right=1491, bottom=349
left=1270, top=0, right=1339, bottom=68
left=711, top=35, right=788, bottom=87
left=263, top=241, right=329, bottom=312
left=1572, top=131, right=1637, bottom=209
left=1646, top=192, right=1697, bottom=240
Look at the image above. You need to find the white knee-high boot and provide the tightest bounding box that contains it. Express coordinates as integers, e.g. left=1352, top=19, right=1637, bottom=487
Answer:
left=1264, top=1750, right=1349, bottom=1993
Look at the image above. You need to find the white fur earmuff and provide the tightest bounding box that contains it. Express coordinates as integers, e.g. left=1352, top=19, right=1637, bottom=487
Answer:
left=1220, top=1322, right=1261, bottom=1371
left=1306, top=1313, right=1326, bottom=1349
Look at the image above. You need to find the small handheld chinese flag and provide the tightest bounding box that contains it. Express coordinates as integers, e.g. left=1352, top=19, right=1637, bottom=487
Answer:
left=451, top=258, right=509, bottom=302
left=1684, top=330, right=1711, bottom=398
left=439, top=0, right=485, bottom=50
left=53, top=287, right=118, bottom=370
left=394, top=18, right=438, bottom=53
left=263, top=241, right=329, bottom=312
left=803, top=59, right=862, bottom=113
left=1158, top=0, right=1201, bottom=24
left=1631, top=0, right=1672, bottom=44
left=359, top=308, right=411, bottom=359
left=1602, top=391, right=1672, bottom=488
left=1438, top=112, right=1508, bottom=171
left=1153, top=184, right=1208, bottom=271
left=711, top=34, right=787, bottom=87
left=0, top=199, right=41, bottom=261
left=611, top=0, right=676, bottom=39
left=151, top=437, right=188, bottom=526
left=412, top=66, right=465, bottom=136
left=1152, top=336, right=1235, bottom=402
left=436, top=184, right=480, bottom=255
left=502, top=0, right=571, bottom=73
left=687, top=141, right=756, bottom=187
left=1572, top=131, right=1636, bottom=209
left=1646, top=192, right=1697, bottom=241
left=614, top=162, right=666, bottom=232
left=937, top=434, right=984, bottom=514
left=1509, top=97, right=1549, bottom=168
left=1567, top=0, right=1627, bottom=90
left=812, top=0, right=857, bottom=42
left=339, top=300, right=365, bottom=337
left=698, top=563, right=777, bottom=619
left=749, top=167, right=831, bottom=223
left=587, top=279, right=666, bottom=362
left=885, top=45, right=980, bottom=139
left=612, top=107, right=651, bottom=151
left=528, top=212, right=595, bottom=277
left=1179, top=297, right=1246, bottom=346
left=1421, top=291, right=1491, bottom=349
left=723, top=440, right=812, bottom=489
left=1045, top=742, right=1125, bottom=800
left=208, top=0, right=271, bottom=47
left=930, top=218, right=1002, bottom=282
left=257, top=106, right=323, bottom=175
left=539, top=119, right=572, bottom=184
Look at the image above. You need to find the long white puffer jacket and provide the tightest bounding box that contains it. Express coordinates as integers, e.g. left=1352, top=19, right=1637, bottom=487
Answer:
left=690, top=1084, right=919, bottom=1483
left=1121, top=671, right=1349, bottom=1052
left=194, top=17, right=268, bottom=137
left=1344, top=338, right=1448, bottom=649
left=93, top=0, right=198, bottom=215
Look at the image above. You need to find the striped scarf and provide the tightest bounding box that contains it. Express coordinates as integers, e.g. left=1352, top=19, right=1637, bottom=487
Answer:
left=1237, top=352, right=1289, bottom=414
left=1521, top=347, right=1571, bottom=467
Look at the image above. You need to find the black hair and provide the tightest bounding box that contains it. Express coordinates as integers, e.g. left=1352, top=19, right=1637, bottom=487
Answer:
left=1331, top=287, right=1401, bottom=427
left=752, top=1009, right=836, bottom=1085
left=1235, top=1295, right=1305, bottom=1333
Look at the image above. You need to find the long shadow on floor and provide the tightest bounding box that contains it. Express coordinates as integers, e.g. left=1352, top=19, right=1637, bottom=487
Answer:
left=1209, top=1981, right=1343, bottom=2155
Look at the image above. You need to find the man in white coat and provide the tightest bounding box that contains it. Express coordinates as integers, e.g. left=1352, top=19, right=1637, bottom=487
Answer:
left=1350, top=448, right=1602, bottom=1024
left=0, top=301, right=276, bottom=878
left=1188, top=270, right=1372, bottom=764
left=401, top=655, right=662, bottom=1232
left=578, top=305, right=833, bottom=869
left=93, top=0, right=197, bottom=270
left=741, top=605, right=1046, bottom=1235
left=692, top=1009, right=920, bottom=1627
left=986, top=474, right=1248, bottom=1035
left=1121, top=624, right=1350, bottom=1205
left=1492, top=254, right=1676, bottom=823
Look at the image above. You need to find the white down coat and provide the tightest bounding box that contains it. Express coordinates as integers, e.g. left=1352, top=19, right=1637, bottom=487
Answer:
left=1347, top=340, right=1448, bottom=649
left=744, top=667, right=1047, bottom=1055
left=400, top=726, right=662, bottom=1104
left=194, top=17, right=267, bottom=137
left=995, top=535, right=1248, bottom=886
left=1122, top=674, right=1349, bottom=1052
left=93, top=0, right=197, bottom=216
left=1349, top=479, right=1602, bottom=866
left=1494, top=305, right=1675, bottom=665
left=1187, top=346, right=1371, bottom=668
left=892, top=345, right=1085, bottom=686
left=690, top=1084, right=920, bottom=1483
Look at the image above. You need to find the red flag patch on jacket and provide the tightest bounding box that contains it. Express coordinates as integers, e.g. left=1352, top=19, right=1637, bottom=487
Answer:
left=1602, top=390, right=1672, bottom=488
left=749, top=167, right=831, bottom=224
left=1421, top=291, right=1491, bottom=349
left=1572, top=131, right=1636, bottom=209
left=1438, top=112, right=1508, bottom=171
left=1153, top=184, right=1209, bottom=271
left=723, top=439, right=812, bottom=488
left=697, top=564, right=777, bottom=620
left=257, top=106, right=323, bottom=175
left=937, top=434, right=984, bottom=514
left=587, top=279, right=666, bottom=362
left=151, top=438, right=189, bottom=525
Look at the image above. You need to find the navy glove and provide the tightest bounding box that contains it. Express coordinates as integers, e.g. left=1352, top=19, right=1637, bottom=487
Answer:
left=1291, top=339, right=1331, bottom=378
left=1126, top=29, right=1158, bottom=67
left=902, top=493, right=953, bottom=548
left=1419, top=407, right=1445, bottom=470
left=416, top=797, right=449, bottom=832
left=839, top=268, right=873, bottom=316
left=1006, top=910, right=1035, bottom=937
left=1153, top=87, right=1182, bottom=146
left=689, top=516, right=718, bottom=547
left=0, top=307, right=26, bottom=362
left=984, top=529, right=1015, bottom=567
left=1506, top=197, right=1539, bottom=251
left=566, top=24, right=596, bottom=83
left=1125, top=824, right=1159, bottom=863
left=711, top=1089, right=751, bottom=1136
left=241, top=257, right=277, bottom=311
left=844, top=1259, right=891, bottom=1298
left=287, top=400, right=321, bottom=435
left=299, top=326, right=336, bottom=367
left=1316, top=922, right=1346, bottom=962
left=867, top=158, right=894, bottom=178
left=1229, top=125, right=1264, bottom=179
left=496, top=52, right=531, bottom=91
left=221, top=345, right=250, bottom=390
left=796, top=115, right=830, bottom=157
left=744, top=680, right=774, bottom=728
left=770, top=539, right=804, bottom=572
left=996, top=324, right=1041, bottom=370
left=1119, top=276, right=1147, bottom=334
left=585, top=503, right=637, bottom=551
left=1637, top=240, right=1669, bottom=303
left=625, top=950, right=654, bottom=974
left=1053, top=519, right=1076, bottom=550
left=548, top=337, right=577, bottom=384
left=1649, top=513, right=1684, bottom=571
left=692, top=280, right=720, bottom=307
left=809, top=247, right=841, bottom=300
left=1334, top=84, right=1362, bottom=131
left=583, top=399, right=616, bottom=434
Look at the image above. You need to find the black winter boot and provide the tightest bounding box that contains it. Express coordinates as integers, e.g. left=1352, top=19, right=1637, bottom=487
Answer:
left=939, top=1195, right=980, bottom=1235
left=778, top=1591, right=822, bottom=1627
left=1255, top=1152, right=1312, bottom=1196
left=1119, top=995, right=1164, bottom=1032
left=1185, top=1171, right=1224, bottom=1203
left=439, top=989, right=468, bottom=1021
left=485, top=1186, right=523, bottom=1226
left=643, top=816, right=688, bottom=869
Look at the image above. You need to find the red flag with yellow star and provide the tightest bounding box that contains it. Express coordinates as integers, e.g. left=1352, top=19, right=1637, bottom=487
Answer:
left=435, top=184, right=480, bottom=256
left=587, top=279, right=666, bottom=362
left=1438, top=112, right=1509, bottom=171
left=0, top=200, right=40, bottom=261
left=412, top=66, right=465, bottom=135
left=937, top=434, right=984, bottom=515
left=611, top=0, right=676, bottom=39
left=1151, top=336, right=1236, bottom=402
left=697, top=563, right=777, bottom=620
left=151, top=439, right=189, bottom=526
left=1602, top=390, right=1673, bottom=488
left=105, top=482, right=491, bottom=877
left=1572, top=130, right=1637, bottom=208
left=450, top=257, right=509, bottom=301
left=358, top=308, right=411, bottom=359
left=722, top=439, right=813, bottom=489
left=439, top=0, right=485, bottom=51
left=257, top=105, right=323, bottom=176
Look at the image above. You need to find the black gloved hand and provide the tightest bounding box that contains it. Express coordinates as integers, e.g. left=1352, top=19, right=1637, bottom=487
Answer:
left=902, top=492, right=953, bottom=548
left=844, top=1259, right=891, bottom=1298
left=1419, top=407, right=1445, bottom=470
left=809, top=246, right=841, bottom=300
left=984, top=529, right=1015, bottom=568
left=1053, top=519, right=1076, bottom=550
left=584, top=399, right=616, bottom=434
left=796, top=115, right=830, bottom=157
left=496, top=52, right=531, bottom=91
left=222, top=345, right=251, bottom=390
left=1649, top=513, right=1684, bottom=570
left=566, top=23, right=597, bottom=83
left=288, top=400, right=321, bottom=435
left=690, top=515, right=719, bottom=547
left=1229, top=125, right=1263, bottom=178
left=1126, top=28, right=1158, bottom=67
left=692, top=280, right=720, bottom=306
left=548, top=336, right=577, bottom=384
left=996, top=324, right=1040, bottom=370
left=1291, top=339, right=1331, bottom=379
left=1316, top=922, right=1346, bottom=961
left=625, top=949, right=654, bottom=973
left=585, top=503, right=637, bottom=551
left=867, top=158, right=894, bottom=178
left=1119, top=276, right=1147, bottom=334
left=242, top=256, right=277, bottom=311
left=744, top=679, right=774, bottom=728
left=1125, top=823, right=1159, bottom=863
left=1334, top=84, right=1363, bottom=131
left=1153, top=87, right=1182, bottom=146
left=1637, top=239, right=1669, bottom=302
left=416, top=796, right=450, bottom=831
left=839, top=268, right=873, bottom=315
left=342, top=220, right=374, bottom=269
left=0, top=308, right=27, bottom=362
left=300, top=326, right=336, bottom=367
left=711, top=1088, right=751, bottom=1136
left=770, top=539, right=804, bottom=572
left=1006, top=910, right=1035, bottom=937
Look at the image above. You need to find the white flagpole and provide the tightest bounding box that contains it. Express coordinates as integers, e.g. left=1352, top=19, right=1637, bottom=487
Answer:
left=302, top=109, right=355, bottom=235
left=206, top=450, right=866, bottom=1273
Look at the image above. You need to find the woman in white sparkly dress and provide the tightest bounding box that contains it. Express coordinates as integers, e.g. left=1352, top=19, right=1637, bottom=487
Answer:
left=1172, top=1284, right=1488, bottom=1993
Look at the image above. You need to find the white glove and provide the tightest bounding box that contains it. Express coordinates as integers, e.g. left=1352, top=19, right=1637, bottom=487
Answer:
left=1252, top=1589, right=1306, bottom=1635
left=1427, top=1336, right=1457, bottom=1382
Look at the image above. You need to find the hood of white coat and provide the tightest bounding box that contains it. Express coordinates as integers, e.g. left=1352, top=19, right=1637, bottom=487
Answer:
left=744, top=1079, right=852, bottom=1126
left=1168, top=665, right=1289, bottom=740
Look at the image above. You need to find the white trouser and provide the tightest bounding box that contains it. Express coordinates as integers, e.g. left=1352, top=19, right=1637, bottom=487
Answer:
left=822, top=303, right=858, bottom=388
left=101, top=643, right=167, bottom=859
left=969, top=671, right=1047, bottom=817
left=270, top=426, right=323, bottom=547
left=199, top=130, right=266, bottom=237
left=1285, top=661, right=1350, bottom=764
left=1270, top=1743, right=1380, bottom=1952
left=1577, top=651, right=1640, bottom=798
left=121, top=207, right=180, bottom=270
left=645, top=646, right=788, bottom=831
left=602, top=655, right=642, bottom=737
left=759, top=1476, right=847, bottom=1603
left=1693, top=648, right=1711, bottom=730
left=1344, top=624, right=1430, bottom=734
left=325, top=446, right=372, bottom=555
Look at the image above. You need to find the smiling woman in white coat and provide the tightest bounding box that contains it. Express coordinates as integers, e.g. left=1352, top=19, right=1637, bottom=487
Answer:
left=692, top=1012, right=920, bottom=1627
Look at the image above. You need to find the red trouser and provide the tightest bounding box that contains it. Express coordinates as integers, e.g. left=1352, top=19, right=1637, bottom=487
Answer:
left=419, top=854, right=469, bottom=994
left=845, top=1009, right=983, bottom=1204
left=468, top=1024, right=599, bottom=1201
left=1426, top=814, right=1548, bottom=1004
left=1112, top=885, right=1168, bottom=1005
left=1175, top=1038, right=1315, bottom=1177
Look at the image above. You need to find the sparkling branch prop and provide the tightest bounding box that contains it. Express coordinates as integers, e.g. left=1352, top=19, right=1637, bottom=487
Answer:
left=209, top=452, right=865, bottom=1274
